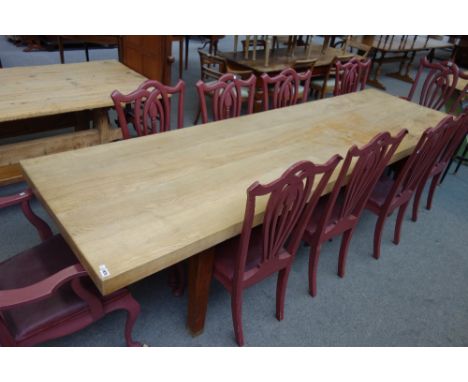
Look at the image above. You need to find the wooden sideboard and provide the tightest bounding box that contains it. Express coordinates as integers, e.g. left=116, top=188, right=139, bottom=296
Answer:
left=119, top=36, right=173, bottom=84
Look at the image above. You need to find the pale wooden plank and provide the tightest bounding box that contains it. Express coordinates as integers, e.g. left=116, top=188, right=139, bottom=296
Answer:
left=21, top=90, right=447, bottom=295
left=0, top=60, right=146, bottom=123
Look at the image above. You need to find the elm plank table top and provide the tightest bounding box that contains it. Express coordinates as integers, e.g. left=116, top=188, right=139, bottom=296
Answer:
left=219, top=45, right=354, bottom=74
left=20, top=89, right=447, bottom=298
left=0, top=60, right=146, bottom=123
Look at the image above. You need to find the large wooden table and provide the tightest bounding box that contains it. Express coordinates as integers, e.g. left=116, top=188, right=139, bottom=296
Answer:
left=355, top=35, right=454, bottom=90
left=220, top=44, right=354, bottom=74
left=0, top=60, right=146, bottom=185
left=21, top=89, right=446, bottom=336
left=220, top=44, right=356, bottom=111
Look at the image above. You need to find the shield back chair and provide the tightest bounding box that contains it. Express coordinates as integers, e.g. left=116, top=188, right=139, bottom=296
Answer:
left=195, top=73, right=256, bottom=124
left=333, top=58, right=372, bottom=96
left=310, top=55, right=354, bottom=99
left=112, top=79, right=185, bottom=139
left=412, top=113, right=468, bottom=221
left=112, top=80, right=186, bottom=296
left=403, top=57, right=459, bottom=111
left=0, top=190, right=141, bottom=347
left=261, top=67, right=312, bottom=111
left=195, top=50, right=253, bottom=124
left=213, top=156, right=342, bottom=346
left=365, top=117, right=453, bottom=260
left=302, top=129, right=408, bottom=297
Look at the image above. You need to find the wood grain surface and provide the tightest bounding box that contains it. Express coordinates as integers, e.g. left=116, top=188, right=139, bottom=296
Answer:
left=21, top=89, right=447, bottom=295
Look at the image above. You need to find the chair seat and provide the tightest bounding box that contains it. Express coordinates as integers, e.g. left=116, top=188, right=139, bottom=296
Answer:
left=366, top=175, right=395, bottom=212
left=303, top=192, right=358, bottom=242
left=0, top=235, right=96, bottom=342
left=214, top=226, right=291, bottom=290
left=366, top=173, right=415, bottom=216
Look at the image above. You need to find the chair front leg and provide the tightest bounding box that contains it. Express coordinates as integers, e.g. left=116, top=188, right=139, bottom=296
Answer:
left=231, top=287, right=244, bottom=346
left=276, top=265, right=292, bottom=321
left=394, top=202, right=409, bottom=245
left=338, top=228, right=355, bottom=278
left=308, top=243, right=322, bottom=297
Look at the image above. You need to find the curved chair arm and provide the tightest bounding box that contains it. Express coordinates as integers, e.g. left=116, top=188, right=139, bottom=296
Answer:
left=0, top=189, right=33, bottom=209
left=0, top=189, right=53, bottom=241
left=0, top=264, right=87, bottom=310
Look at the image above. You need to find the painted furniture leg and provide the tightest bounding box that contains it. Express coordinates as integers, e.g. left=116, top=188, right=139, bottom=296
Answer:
left=187, top=248, right=215, bottom=336
left=367, top=51, right=387, bottom=90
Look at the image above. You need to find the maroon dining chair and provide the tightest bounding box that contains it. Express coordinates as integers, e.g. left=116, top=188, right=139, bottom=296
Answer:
left=402, top=57, right=459, bottom=111
left=302, top=130, right=407, bottom=297
left=261, top=68, right=312, bottom=111
left=449, top=70, right=468, bottom=114
left=195, top=73, right=256, bottom=124
left=112, top=79, right=186, bottom=139
left=213, top=156, right=342, bottom=346
left=0, top=190, right=141, bottom=346
left=365, top=117, right=454, bottom=260
left=333, top=58, right=372, bottom=96
left=411, top=113, right=468, bottom=222
left=112, top=79, right=186, bottom=295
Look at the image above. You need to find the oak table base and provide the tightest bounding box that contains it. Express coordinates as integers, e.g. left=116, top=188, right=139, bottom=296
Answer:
left=0, top=108, right=122, bottom=186
left=187, top=248, right=215, bottom=336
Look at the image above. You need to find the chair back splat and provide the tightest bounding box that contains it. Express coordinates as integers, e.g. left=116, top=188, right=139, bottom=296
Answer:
left=324, top=130, right=408, bottom=235
left=261, top=68, right=312, bottom=111
left=334, top=58, right=372, bottom=96
left=406, top=57, right=459, bottom=111
left=196, top=73, right=256, bottom=124
left=112, top=79, right=185, bottom=139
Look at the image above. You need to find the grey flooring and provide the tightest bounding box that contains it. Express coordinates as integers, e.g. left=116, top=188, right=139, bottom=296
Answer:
left=0, top=36, right=467, bottom=346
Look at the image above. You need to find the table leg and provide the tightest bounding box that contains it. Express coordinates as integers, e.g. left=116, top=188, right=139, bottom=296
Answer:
left=185, top=36, right=189, bottom=70
left=386, top=51, right=416, bottom=84
left=187, top=247, right=215, bottom=336
left=367, top=50, right=387, bottom=90
left=179, top=37, right=183, bottom=79
left=57, top=36, right=65, bottom=64
left=92, top=108, right=122, bottom=143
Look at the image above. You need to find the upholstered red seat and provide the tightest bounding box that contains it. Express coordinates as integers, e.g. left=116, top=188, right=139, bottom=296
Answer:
left=0, top=235, right=86, bottom=341
left=0, top=190, right=141, bottom=346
